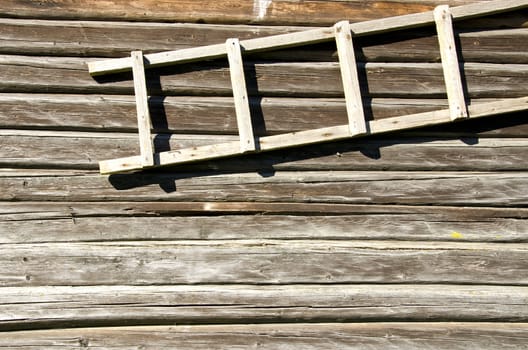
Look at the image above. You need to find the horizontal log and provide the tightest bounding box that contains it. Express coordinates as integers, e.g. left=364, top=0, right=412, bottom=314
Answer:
left=2, top=130, right=528, bottom=171
left=2, top=94, right=527, bottom=136
left=0, top=285, right=527, bottom=330
left=0, top=240, right=527, bottom=286
left=0, top=56, right=526, bottom=98
left=0, top=203, right=527, bottom=243
left=2, top=323, right=528, bottom=349
left=1, top=170, right=527, bottom=206
left=3, top=201, right=527, bottom=218
left=0, top=19, right=527, bottom=63
left=0, top=0, right=522, bottom=25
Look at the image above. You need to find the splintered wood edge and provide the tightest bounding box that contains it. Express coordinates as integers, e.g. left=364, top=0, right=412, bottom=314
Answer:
left=98, top=97, right=528, bottom=174
left=88, top=0, right=528, bottom=75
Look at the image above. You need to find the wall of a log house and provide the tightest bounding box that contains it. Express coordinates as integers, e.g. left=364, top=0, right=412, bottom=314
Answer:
left=0, top=1, right=527, bottom=348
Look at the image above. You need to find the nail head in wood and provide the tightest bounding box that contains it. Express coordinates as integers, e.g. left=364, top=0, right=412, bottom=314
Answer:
left=131, top=50, right=155, bottom=166
left=334, top=20, right=368, bottom=136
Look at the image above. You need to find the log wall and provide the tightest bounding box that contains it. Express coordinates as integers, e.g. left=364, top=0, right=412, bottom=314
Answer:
left=0, top=1, right=527, bottom=348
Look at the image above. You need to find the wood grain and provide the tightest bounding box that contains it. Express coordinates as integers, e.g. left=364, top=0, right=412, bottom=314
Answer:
left=3, top=200, right=527, bottom=218
left=0, top=94, right=526, bottom=136
left=1, top=131, right=528, bottom=171
left=0, top=285, right=526, bottom=330
left=334, top=20, right=368, bottom=135
left=2, top=323, right=528, bottom=349
left=88, top=96, right=528, bottom=173
left=0, top=1, right=502, bottom=25
left=0, top=1, right=527, bottom=342
left=0, top=170, right=526, bottom=207
left=226, top=38, right=257, bottom=152
left=435, top=5, right=469, bottom=120
left=88, top=1, right=528, bottom=75
left=1, top=323, right=528, bottom=349
left=130, top=51, right=154, bottom=166
left=1, top=202, right=527, bottom=243
left=1, top=19, right=527, bottom=63
left=0, top=240, right=527, bottom=286
left=0, top=56, right=526, bottom=98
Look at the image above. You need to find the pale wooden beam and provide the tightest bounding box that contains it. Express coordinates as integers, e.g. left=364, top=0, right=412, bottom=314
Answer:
left=334, top=20, right=367, bottom=136
left=434, top=5, right=468, bottom=121
left=131, top=50, right=154, bottom=167
left=226, top=38, right=256, bottom=153
left=99, top=97, right=528, bottom=174
left=88, top=0, right=528, bottom=75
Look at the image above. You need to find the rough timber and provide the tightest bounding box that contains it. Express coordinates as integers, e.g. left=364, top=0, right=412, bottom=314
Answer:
left=90, top=0, right=528, bottom=174
left=0, top=0, right=527, bottom=348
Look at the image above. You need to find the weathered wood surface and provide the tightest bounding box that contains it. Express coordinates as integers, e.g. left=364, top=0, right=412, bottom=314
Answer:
left=435, top=5, right=469, bottom=120
left=2, top=200, right=527, bottom=219
left=0, top=94, right=526, bottom=136
left=3, top=323, right=528, bottom=349
left=0, top=1, right=527, bottom=345
left=86, top=0, right=528, bottom=76
left=2, top=323, right=528, bottom=349
left=131, top=51, right=155, bottom=166
left=334, top=20, right=368, bottom=135
left=1, top=213, right=526, bottom=243
left=89, top=97, right=528, bottom=174
left=1, top=203, right=527, bottom=243
left=1, top=0, right=522, bottom=25
left=1, top=56, right=526, bottom=98
left=0, top=323, right=523, bottom=350
left=1, top=170, right=526, bottom=206
left=226, top=38, right=257, bottom=152
left=1, top=240, right=527, bottom=286
left=1, top=19, right=527, bottom=63
left=0, top=285, right=527, bottom=330
left=2, top=131, right=528, bottom=171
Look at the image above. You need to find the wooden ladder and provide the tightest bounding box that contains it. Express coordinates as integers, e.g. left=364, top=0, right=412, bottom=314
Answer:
left=88, top=0, right=528, bottom=174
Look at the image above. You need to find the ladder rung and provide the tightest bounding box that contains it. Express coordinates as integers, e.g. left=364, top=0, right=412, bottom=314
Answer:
left=226, top=38, right=257, bottom=153
left=131, top=50, right=155, bottom=167
left=434, top=5, right=468, bottom=121
left=334, top=20, right=368, bottom=136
